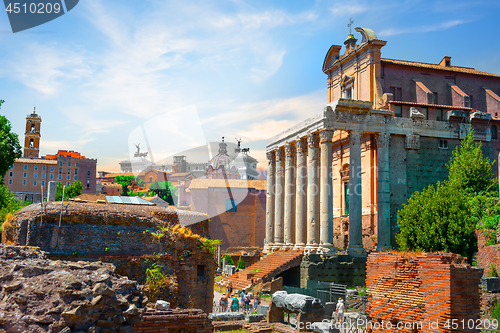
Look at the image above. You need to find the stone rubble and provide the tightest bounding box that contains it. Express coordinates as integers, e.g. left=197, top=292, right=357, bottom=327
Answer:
left=0, top=245, right=147, bottom=333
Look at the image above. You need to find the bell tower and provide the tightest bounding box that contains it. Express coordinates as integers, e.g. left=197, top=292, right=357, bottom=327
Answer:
left=23, top=108, right=42, bottom=158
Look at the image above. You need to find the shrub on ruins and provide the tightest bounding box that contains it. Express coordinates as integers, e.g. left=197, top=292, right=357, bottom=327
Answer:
left=396, top=181, right=477, bottom=259
left=56, top=181, right=82, bottom=200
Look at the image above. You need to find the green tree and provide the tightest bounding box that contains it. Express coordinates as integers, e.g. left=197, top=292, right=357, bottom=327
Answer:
left=447, top=128, right=496, bottom=194
left=0, top=112, right=22, bottom=182
left=115, top=175, right=135, bottom=196
left=0, top=184, right=29, bottom=224
left=134, top=176, right=145, bottom=187
left=237, top=257, right=245, bottom=269
left=56, top=181, right=82, bottom=201
left=397, top=129, right=496, bottom=261
left=149, top=180, right=177, bottom=205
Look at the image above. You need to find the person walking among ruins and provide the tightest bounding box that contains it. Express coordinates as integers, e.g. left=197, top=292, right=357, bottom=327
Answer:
left=227, top=281, right=232, bottom=295
left=336, top=298, right=344, bottom=325
left=230, top=293, right=239, bottom=312
left=219, top=293, right=228, bottom=312
left=253, top=292, right=261, bottom=310
left=243, top=291, right=251, bottom=312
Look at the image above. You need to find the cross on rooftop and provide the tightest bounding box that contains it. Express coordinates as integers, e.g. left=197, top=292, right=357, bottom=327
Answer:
left=348, top=17, right=354, bottom=34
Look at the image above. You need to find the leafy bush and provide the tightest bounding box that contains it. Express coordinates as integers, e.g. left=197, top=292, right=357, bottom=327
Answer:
left=488, top=263, right=500, bottom=278
left=397, top=181, right=477, bottom=259
left=223, top=254, right=234, bottom=266
left=491, top=300, right=500, bottom=322
left=237, top=257, right=245, bottom=269
left=0, top=185, right=29, bottom=225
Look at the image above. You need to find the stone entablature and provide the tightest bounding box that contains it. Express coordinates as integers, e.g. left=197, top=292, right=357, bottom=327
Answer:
left=264, top=98, right=492, bottom=256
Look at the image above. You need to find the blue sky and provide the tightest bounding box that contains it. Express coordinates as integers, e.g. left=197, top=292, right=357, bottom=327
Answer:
left=1, top=0, right=499, bottom=172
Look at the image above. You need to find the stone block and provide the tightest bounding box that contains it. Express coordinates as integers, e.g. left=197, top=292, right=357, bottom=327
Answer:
left=246, top=314, right=265, bottom=323
left=257, top=305, right=269, bottom=316
left=209, top=312, right=245, bottom=321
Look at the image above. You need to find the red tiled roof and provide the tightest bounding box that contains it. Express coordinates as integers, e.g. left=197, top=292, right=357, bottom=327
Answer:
left=381, top=58, right=500, bottom=78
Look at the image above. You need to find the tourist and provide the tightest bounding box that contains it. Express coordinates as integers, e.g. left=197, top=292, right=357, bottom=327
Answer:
left=230, top=294, right=239, bottom=312
left=243, top=291, right=251, bottom=311
left=219, top=293, right=228, bottom=312
left=240, top=289, right=245, bottom=303
left=336, top=298, right=344, bottom=324
left=253, top=292, right=260, bottom=309
left=227, top=281, right=232, bottom=295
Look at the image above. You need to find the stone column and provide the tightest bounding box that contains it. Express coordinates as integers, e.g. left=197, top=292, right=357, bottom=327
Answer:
left=295, top=138, right=307, bottom=248
left=284, top=142, right=295, bottom=248
left=319, top=130, right=334, bottom=253
left=263, top=151, right=275, bottom=254
left=274, top=148, right=285, bottom=247
left=306, top=132, right=320, bottom=251
left=347, top=130, right=366, bottom=257
left=376, top=133, right=391, bottom=251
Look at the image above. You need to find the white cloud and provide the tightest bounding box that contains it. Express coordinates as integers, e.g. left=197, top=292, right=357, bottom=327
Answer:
left=329, top=3, right=369, bottom=18
left=379, top=20, right=467, bottom=37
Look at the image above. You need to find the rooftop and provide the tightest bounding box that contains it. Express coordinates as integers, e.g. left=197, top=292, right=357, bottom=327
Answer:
left=381, top=58, right=500, bottom=78
left=189, top=178, right=267, bottom=191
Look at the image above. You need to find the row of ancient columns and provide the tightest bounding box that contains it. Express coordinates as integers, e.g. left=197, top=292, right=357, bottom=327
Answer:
left=264, top=130, right=392, bottom=255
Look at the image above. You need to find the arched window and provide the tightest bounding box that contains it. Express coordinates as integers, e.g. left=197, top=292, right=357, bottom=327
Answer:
left=29, top=139, right=34, bottom=148
left=492, top=125, right=498, bottom=140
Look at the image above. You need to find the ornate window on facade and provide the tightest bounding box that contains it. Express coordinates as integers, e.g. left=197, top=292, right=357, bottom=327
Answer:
left=341, top=75, right=354, bottom=100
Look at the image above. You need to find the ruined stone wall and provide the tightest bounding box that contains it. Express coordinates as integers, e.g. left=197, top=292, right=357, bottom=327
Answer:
left=134, top=308, right=213, bottom=333
left=300, top=254, right=366, bottom=288
left=367, top=252, right=483, bottom=333
left=475, top=228, right=500, bottom=277
left=2, top=202, right=215, bottom=313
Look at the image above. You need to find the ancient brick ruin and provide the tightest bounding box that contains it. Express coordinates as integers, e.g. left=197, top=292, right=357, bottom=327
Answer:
left=366, top=252, right=483, bottom=333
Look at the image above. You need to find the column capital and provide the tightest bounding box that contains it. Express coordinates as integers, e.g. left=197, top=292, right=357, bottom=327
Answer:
left=349, top=130, right=362, bottom=146
left=307, top=132, right=319, bottom=148
left=275, top=147, right=285, bottom=162
left=319, top=130, right=334, bottom=143
left=405, top=134, right=420, bottom=150
left=266, top=151, right=275, bottom=163
left=285, top=142, right=295, bottom=157
left=376, top=133, right=391, bottom=149
left=296, top=138, right=307, bottom=153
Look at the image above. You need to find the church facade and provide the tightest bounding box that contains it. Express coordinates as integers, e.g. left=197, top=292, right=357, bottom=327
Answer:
left=264, top=28, right=499, bottom=255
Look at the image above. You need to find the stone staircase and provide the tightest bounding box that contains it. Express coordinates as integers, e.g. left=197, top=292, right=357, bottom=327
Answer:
left=220, top=249, right=303, bottom=291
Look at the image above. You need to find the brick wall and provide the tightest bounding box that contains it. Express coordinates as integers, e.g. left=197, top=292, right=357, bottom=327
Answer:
left=300, top=254, right=366, bottom=288
left=134, top=309, right=213, bottom=333
left=476, top=229, right=500, bottom=276
left=367, top=252, right=483, bottom=333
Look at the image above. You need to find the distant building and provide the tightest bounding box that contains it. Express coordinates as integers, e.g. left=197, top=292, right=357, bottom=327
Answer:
left=205, top=138, right=259, bottom=180
left=189, top=179, right=267, bottom=250
left=3, top=109, right=97, bottom=202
